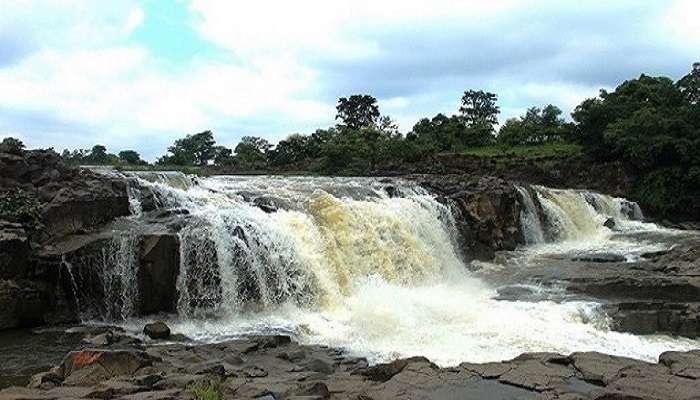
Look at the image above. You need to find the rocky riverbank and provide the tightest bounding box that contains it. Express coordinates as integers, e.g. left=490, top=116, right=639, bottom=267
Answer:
left=482, top=233, right=700, bottom=339
left=1, top=326, right=698, bottom=400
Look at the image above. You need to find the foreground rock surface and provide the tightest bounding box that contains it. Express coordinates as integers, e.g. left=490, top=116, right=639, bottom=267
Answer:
left=1, top=330, right=699, bottom=400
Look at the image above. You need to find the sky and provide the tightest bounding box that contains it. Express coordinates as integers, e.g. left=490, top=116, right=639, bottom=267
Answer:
left=1, top=0, right=699, bottom=160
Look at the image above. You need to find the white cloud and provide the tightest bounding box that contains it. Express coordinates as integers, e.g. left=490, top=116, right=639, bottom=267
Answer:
left=1, top=0, right=697, bottom=159
left=665, top=0, right=700, bottom=47
left=124, top=8, right=145, bottom=34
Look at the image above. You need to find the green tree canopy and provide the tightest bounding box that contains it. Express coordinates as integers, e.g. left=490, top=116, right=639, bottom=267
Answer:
left=459, top=90, right=500, bottom=131
left=234, top=136, right=271, bottom=168
left=336, top=94, right=380, bottom=130
left=118, top=150, right=144, bottom=165
left=160, top=130, right=216, bottom=166
left=498, top=105, right=573, bottom=145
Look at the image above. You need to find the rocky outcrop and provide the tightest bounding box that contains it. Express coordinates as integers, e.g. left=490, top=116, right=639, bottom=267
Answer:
left=0, top=149, right=130, bottom=241
left=497, top=234, right=700, bottom=338
left=415, top=174, right=523, bottom=260
left=3, top=331, right=699, bottom=400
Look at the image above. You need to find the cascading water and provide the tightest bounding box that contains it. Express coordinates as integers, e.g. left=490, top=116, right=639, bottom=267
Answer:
left=99, top=175, right=698, bottom=366
left=515, top=185, right=654, bottom=245
left=515, top=186, right=545, bottom=244
left=169, top=177, right=465, bottom=318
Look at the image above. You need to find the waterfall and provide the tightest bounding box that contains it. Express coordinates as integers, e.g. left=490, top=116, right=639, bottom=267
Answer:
left=171, top=177, right=464, bottom=317
left=515, top=186, right=545, bottom=244
left=515, top=185, right=646, bottom=244
left=100, top=232, right=141, bottom=320
left=67, top=175, right=698, bottom=366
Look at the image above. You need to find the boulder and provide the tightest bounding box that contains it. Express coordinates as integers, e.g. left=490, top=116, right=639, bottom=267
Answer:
left=61, top=349, right=155, bottom=386
left=144, top=321, right=171, bottom=340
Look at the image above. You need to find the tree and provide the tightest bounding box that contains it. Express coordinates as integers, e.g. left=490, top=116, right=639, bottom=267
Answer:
left=118, top=150, right=143, bottom=165
left=498, top=105, right=572, bottom=145
left=234, top=136, right=271, bottom=168
left=336, top=94, right=380, bottom=130
left=571, top=63, right=700, bottom=220
left=677, top=62, right=700, bottom=105
left=459, top=90, right=500, bottom=132
left=161, top=130, right=216, bottom=166
left=376, top=115, right=400, bottom=136
left=0, top=137, right=25, bottom=154
left=84, top=145, right=112, bottom=164
left=213, top=146, right=235, bottom=166
left=270, top=134, right=311, bottom=166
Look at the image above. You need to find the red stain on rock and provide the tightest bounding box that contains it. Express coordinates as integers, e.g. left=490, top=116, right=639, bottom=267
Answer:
left=72, top=351, right=102, bottom=369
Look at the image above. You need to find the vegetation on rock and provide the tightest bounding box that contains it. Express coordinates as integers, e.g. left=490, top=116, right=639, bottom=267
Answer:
left=0, top=190, right=44, bottom=234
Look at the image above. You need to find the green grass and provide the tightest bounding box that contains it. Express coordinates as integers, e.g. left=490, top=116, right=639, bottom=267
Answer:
left=188, top=379, right=221, bottom=400
left=459, top=143, right=583, bottom=159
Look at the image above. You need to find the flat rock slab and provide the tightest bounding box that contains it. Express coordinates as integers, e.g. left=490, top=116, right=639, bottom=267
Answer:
left=2, top=332, right=699, bottom=400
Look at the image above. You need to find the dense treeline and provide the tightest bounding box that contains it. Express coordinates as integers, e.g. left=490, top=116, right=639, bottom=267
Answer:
left=3, top=62, right=698, bottom=220
left=573, top=62, right=700, bottom=219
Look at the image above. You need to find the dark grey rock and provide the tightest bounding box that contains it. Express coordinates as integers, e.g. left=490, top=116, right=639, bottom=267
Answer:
left=144, top=321, right=171, bottom=340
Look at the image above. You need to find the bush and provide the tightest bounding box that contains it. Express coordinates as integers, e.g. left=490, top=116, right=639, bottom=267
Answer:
left=0, top=190, right=44, bottom=233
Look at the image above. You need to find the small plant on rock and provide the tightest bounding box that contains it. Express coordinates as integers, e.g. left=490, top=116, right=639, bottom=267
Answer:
left=0, top=190, right=44, bottom=234
left=188, top=379, right=221, bottom=400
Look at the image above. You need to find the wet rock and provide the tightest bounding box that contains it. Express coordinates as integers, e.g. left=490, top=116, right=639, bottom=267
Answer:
left=571, top=253, right=626, bottom=263
left=139, top=235, right=180, bottom=315
left=603, top=218, right=616, bottom=229
left=0, top=280, right=46, bottom=330
left=253, top=197, right=278, bottom=213
left=418, top=175, right=523, bottom=260
left=143, top=321, right=171, bottom=340
left=251, top=335, right=292, bottom=350
left=154, top=208, right=190, bottom=219
left=641, top=249, right=671, bottom=259
left=0, top=221, right=29, bottom=280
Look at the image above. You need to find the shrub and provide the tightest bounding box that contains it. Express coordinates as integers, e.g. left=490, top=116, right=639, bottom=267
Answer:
left=0, top=190, right=44, bottom=233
